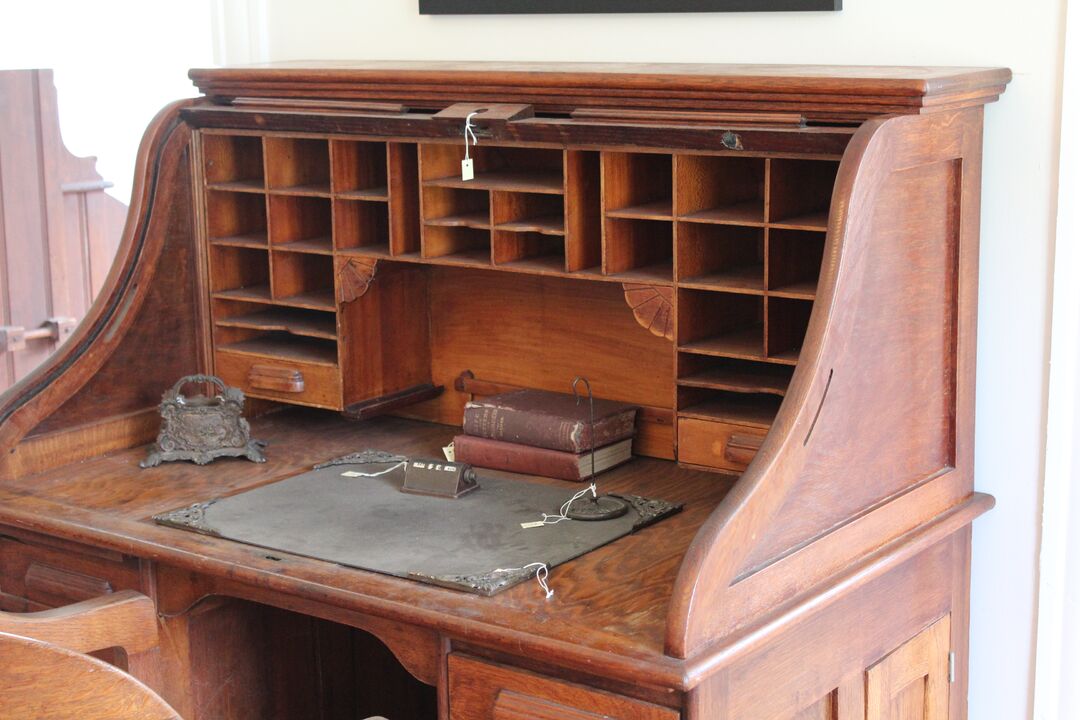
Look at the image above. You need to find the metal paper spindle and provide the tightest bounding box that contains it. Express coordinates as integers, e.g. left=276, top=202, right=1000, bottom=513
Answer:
left=565, top=376, right=629, bottom=521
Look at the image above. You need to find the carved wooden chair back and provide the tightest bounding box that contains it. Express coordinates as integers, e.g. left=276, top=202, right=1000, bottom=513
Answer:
left=0, top=589, right=181, bottom=719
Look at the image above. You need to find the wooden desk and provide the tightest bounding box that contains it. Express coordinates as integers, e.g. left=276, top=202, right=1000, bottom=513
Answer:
left=0, top=62, right=1009, bottom=719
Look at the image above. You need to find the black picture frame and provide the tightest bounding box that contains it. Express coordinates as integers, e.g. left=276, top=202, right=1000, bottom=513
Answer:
left=420, top=0, right=841, bottom=14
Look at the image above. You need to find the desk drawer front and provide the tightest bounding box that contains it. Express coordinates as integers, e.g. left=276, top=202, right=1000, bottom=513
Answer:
left=448, top=654, right=679, bottom=720
left=678, top=417, right=767, bottom=473
left=0, top=536, right=140, bottom=609
left=215, top=350, right=342, bottom=410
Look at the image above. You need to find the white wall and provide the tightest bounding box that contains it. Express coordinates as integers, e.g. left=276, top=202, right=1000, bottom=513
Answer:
left=245, top=1, right=1064, bottom=717
left=0, top=1, right=216, bottom=202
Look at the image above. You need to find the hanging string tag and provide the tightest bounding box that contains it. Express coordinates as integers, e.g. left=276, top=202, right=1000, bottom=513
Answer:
left=462, top=111, right=479, bottom=181
left=539, top=483, right=597, bottom=525
left=492, top=562, right=554, bottom=599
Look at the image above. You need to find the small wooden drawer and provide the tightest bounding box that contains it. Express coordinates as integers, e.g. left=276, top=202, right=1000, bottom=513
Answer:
left=0, top=533, right=140, bottom=610
left=215, top=350, right=342, bottom=410
left=678, top=417, right=767, bottom=472
left=448, top=654, right=679, bottom=720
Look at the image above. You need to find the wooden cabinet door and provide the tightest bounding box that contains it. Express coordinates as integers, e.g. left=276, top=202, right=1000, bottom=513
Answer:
left=865, top=616, right=951, bottom=720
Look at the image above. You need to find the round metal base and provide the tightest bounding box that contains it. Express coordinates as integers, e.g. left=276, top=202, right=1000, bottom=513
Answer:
left=566, top=494, right=630, bottom=521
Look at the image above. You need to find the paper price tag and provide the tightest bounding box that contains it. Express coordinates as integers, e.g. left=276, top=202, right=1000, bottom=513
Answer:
left=341, top=471, right=364, bottom=478
left=461, top=158, right=474, bottom=181
left=520, top=521, right=546, bottom=529
left=442, top=442, right=455, bottom=462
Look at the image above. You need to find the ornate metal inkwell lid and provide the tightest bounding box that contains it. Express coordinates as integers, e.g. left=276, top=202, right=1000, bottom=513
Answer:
left=141, top=374, right=266, bottom=468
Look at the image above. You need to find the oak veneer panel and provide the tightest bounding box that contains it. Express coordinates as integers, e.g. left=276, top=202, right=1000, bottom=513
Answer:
left=866, top=616, right=951, bottom=720
left=741, top=157, right=962, bottom=572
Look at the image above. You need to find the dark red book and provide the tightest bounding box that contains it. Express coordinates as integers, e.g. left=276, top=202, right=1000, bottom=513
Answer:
left=453, top=435, right=633, bottom=482
left=462, top=389, right=638, bottom=453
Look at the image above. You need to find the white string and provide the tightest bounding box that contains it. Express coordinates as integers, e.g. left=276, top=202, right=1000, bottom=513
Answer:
left=464, top=111, right=479, bottom=160
left=540, top=483, right=597, bottom=525
left=493, top=562, right=554, bottom=599
left=340, top=461, right=407, bottom=478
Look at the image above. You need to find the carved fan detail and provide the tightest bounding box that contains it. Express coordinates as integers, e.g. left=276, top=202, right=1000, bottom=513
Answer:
left=337, top=257, right=378, bottom=304
left=622, top=283, right=674, bottom=341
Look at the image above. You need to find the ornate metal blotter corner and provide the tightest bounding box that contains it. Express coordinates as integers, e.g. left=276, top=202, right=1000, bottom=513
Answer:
left=153, top=500, right=222, bottom=536
left=141, top=375, right=266, bottom=468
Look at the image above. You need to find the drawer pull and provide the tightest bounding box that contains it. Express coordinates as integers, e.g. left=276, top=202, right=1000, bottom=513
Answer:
left=724, top=433, right=764, bottom=465
left=25, top=562, right=112, bottom=604
left=248, top=364, right=305, bottom=393
left=495, top=690, right=607, bottom=720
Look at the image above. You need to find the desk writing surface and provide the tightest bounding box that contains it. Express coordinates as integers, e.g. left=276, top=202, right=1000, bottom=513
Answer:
left=0, top=410, right=734, bottom=662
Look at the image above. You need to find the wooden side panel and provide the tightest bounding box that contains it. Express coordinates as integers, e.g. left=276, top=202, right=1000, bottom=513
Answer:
left=866, top=617, right=951, bottom=720
left=667, top=109, right=986, bottom=656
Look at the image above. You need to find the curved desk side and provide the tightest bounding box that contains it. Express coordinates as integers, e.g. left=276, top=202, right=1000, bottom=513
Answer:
left=667, top=107, right=990, bottom=662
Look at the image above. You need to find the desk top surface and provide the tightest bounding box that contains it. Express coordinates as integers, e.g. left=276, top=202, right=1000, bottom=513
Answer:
left=0, top=410, right=733, bottom=675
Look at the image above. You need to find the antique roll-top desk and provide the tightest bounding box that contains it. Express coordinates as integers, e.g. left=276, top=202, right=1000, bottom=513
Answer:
left=0, top=63, right=1009, bottom=719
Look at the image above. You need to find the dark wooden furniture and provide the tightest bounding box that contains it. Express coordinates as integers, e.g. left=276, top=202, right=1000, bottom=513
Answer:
left=0, top=590, right=180, bottom=719
left=0, top=62, right=1009, bottom=719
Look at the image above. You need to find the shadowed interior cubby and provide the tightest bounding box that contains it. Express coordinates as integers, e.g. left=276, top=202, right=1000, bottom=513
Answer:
left=677, top=385, right=783, bottom=428
left=677, top=354, right=793, bottom=396
left=334, top=200, right=390, bottom=254
left=767, top=297, right=814, bottom=363
left=208, top=246, right=269, bottom=296
left=603, top=218, right=673, bottom=281
left=676, top=223, right=764, bottom=292
left=269, top=195, right=332, bottom=253
left=331, top=140, right=388, bottom=199
left=768, top=229, right=825, bottom=298
left=422, top=187, right=490, bottom=230
left=769, top=159, right=840, bottom=228
left=677, top=289, right=764, bottom=359
left=420, top=143, right=563, bottom=193
left=203, top=134, right=264, bottom=190
left=603, top=152, right=673, bottom=218
left=265, top=137, right=331, bottom=194
left=213, top=299, right=338, bottom=340
left=421, top=226, right=491, bottom=264
left=565, top=150, right=602, bottom=273
left=270, top=252, right=335, bottom=310
left=206, top=191, right=267, bottom=248
left=216, top=328, right=339, bottom=366
left=675, top=155, right=765, bottom=224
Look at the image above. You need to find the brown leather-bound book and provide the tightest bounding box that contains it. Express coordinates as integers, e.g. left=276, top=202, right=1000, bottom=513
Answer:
left=454, top=435, right=633, bottom=482
left=462, top=389, right=638, bottom=453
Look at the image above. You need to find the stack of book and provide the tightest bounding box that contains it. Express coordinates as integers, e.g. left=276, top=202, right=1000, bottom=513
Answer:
left=453, top=389, right=638, bottom=482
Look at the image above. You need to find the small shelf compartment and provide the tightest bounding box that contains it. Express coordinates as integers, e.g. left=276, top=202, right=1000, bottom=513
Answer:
left=203, top=134, right=265, bottom=192
left=265, top=137, right=331, bottom=195
left=767, top=297, right=814, bottom=364
left=603, top=218, right=673, bottom=283
left=209, top=245, right=269, bottom=298
left=768, top=159, right=839, bottom=229
left=492, top=191, right=565, bottom=236
left=271, top=251, right=335, bottom=310
left=206, top=190, right=268, bottom=248
left=217, top=330, right=339, bottom=366
left=214, top=302, right=338, bottom=340
left=334, top=199, right=390, bottom=254
left=423, top=186, right=491, bottom=230
left=269, top=195, right=333, bottom=254
left=331, top=140, right=388, bottom=199
left=768, top=229, right=825, bottom=299
left=493, top=231, right=565, bottom=271
left=603, top=152, right=673, bottom=218
left=678, top=387, right=782, bottom=429
left=677, top=354, right=793, bottom=396
left=421, top=226, right=491, bottom=265
left=677, top=289, right=765, bottom=360
left=676, top=223, right=764, bottom=293
left=676, top=155, right=765, bottom=226
left=421, top=144, right=564, bottom=195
